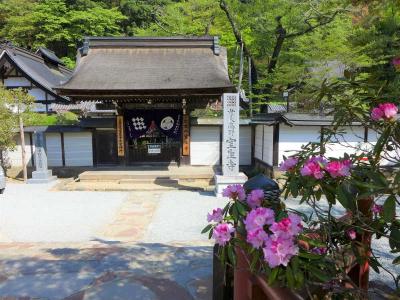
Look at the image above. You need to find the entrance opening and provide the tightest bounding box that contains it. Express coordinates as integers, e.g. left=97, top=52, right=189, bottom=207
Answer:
left=125, top=109, right=182, bottom=164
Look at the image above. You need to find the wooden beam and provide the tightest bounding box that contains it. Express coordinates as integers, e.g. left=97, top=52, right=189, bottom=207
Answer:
left=60, top=132, right=66, bottom=167
left=272, top=123, right=280, bottom=167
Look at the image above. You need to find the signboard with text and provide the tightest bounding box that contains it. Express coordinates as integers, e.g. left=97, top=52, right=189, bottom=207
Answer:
left=182, top=114, right=190, bottom=156
left=148, top=144, right=162, bottom=154
left=116, top=116, right=125, bottom=157
left=222, top=93, right=240, bottom=176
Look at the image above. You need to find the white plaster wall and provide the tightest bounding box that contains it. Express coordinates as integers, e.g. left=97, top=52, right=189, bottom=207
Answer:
left=279, top=125, right=321, bottom=164
left=6, top=133, right=34, bottom=167
left=190, top=126, right=220, bottom=165
left=4, top=77, right=31, bottom=87
left=239, top=126, right=252, bottom=165
left=28, top=88, right=47, bottom=101
left=262, top=126, right=274, bottom=166
left=254, top=125, right=263, bottom=161
left=64, top=132, right=93, bottom=166
left=45, top=133, right=63, bottom=167
left=324, top=126, right=365, bottom=158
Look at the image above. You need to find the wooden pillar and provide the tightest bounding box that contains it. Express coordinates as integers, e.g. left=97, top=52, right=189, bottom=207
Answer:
left=272, top=123, right=280, bottom=167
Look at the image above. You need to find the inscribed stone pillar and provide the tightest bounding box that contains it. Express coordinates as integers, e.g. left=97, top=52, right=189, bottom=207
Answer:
left=214, top=93, right=247, bottom=196
left=28, top=131, right=57, bottom=184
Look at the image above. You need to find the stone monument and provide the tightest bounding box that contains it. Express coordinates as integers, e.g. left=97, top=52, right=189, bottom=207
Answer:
left=214, top=93, right=248, bottom=196
left=27, top=131, right=57, bottom=184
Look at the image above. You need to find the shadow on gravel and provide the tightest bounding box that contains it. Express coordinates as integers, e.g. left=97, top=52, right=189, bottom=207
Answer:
left=0, top=243, right=213, bottom=300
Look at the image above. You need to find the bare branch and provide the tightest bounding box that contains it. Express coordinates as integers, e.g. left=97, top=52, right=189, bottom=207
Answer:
left=286, top=10, right=343, bottom=39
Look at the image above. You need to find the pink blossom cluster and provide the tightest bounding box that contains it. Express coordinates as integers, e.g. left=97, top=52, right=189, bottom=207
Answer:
left=244, top=208, right=303, bottom=268
left=347, top=229, right=356, bottom=240
left=393, top=57, right=400, bottom=71
left=207, top=208, right=223, bottom=223
left=325, top=160, right=352, bottom=178
left=222, top=184, right=246, bottom=201
left=279, top=156, right=299, bottom=172
left=280, top=156, right=353, bottom=179
left=371, top=103, right=398, bottom=121
left=300, top=156, right=327, bottom=179
left=212, top=223, right=235, bottom=246
left=372, top=203, right=383, bottom=214
left=244, top=207, right=275, bottom=231
left=263, top=214, right=302, bottom=268
left=246, top=189, right=264, bottom=208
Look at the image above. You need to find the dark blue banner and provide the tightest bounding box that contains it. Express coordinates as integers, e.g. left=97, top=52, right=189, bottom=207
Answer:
left=125, top=110, right=182, bottom=140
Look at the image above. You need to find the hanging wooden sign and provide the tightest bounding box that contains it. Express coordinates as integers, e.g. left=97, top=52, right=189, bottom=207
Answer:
left=182, top=114, right=190, bottom=156
left=116, top=115, right=125, bottom=157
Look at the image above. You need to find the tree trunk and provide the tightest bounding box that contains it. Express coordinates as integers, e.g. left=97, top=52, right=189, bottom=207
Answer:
left=220, top=0, right=259, bottom=85
left=19, top=115, right=27, bottom=183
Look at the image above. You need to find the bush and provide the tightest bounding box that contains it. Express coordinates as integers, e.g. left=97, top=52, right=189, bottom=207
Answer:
left=25, top=112, right=79, bottom=126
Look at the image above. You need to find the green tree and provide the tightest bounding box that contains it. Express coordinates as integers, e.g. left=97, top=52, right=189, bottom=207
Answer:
left=1, top=0, right=126, bottom=63
left=0, top=87, right=35, bottom=181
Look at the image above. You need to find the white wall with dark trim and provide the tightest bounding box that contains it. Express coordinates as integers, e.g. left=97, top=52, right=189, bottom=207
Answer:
left=5, top=132, right=94, bottom=168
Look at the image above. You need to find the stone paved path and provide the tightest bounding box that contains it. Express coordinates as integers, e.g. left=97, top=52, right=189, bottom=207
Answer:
left=0, top=182, right=222, bottom=300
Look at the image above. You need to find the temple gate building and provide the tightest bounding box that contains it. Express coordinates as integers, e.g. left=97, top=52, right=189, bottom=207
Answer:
left=55, top=36, right=249, bottom=166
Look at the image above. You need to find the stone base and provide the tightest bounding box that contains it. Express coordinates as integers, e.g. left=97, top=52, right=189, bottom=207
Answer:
left=214, top=173, right=248, bottom=197
left=28, top=170, right=57, bottom=184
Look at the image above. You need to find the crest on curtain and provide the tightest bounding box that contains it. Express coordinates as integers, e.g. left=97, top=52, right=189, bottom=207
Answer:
left=125, top=110, right=182, bottom=140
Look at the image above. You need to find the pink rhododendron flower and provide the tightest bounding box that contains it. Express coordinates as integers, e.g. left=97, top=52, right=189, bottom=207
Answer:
left=263, top=235, right=299, bottom=268
left=246, top=189, right=264, bottom=208
left=207, top=208, right=223, bottom=223
left=372, top=204, right=383, bottom=214
left=300, top=156, right=326, bottom=179
left=311, top=247, right=328, bottom=255
left=270, top=213, right=303, bottom=239
left=392, top=57, right=400, bottom=70
left=212, top=223, right=235, bottom=246
left=380, top=103, right=398, bottom=119
left=371, top=107, right=384, bottom=121
left=279, top=157, right=299, bottom=172
left=247, top=228, right=268, bottom=248
left=244, top=207, right=275, bottom=231
left=371, top=103, right=398, bottom=121
left=326, top=160, right=352, bottom=178
left=347, top=229, right=356, bottom=240
left=222, top=184, right=246, bottom=201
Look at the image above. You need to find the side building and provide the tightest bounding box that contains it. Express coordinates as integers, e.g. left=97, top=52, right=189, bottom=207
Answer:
left=0, top=43, right=72, bottom=113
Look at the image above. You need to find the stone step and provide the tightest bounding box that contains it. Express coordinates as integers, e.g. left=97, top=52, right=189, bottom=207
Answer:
left=79, top=173, right=214, bottom=182
left=61, top=181, right=215, bottom=192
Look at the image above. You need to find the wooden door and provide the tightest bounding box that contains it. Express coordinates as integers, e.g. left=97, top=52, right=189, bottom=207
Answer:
left=95, top=130, right=118, bottom=165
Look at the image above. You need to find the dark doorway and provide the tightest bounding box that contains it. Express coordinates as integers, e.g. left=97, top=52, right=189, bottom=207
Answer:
left=95, top=130, right=118, bottom=165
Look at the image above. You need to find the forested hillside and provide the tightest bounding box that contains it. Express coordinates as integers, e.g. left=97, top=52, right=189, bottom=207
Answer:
left=0, top=0, right=399, bottom=109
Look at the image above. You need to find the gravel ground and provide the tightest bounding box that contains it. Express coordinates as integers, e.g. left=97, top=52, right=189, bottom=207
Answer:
left=0, top=181, right=127, bottom=242
left=144, top=190, right=228, bottom=244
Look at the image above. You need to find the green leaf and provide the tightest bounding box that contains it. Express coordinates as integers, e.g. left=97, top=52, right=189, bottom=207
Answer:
left=307, top=265, right=331, bottom=282
left=337, top=183, right=353, bottom=210
left=298, top=251, right=323, bottom=260
left=250, top=251, right=260, bottom=272
left=286, top=265, right=295, bottom=288
left=383, top=195, right=396, bottom=222
left=268, top=267, right=279, bottom=285
left=390, top=228, right=400, bottom=250
left=235, top=201, right=247, bottom=216
left=227, top=245, right=236, bottom=267
left=201, top=224, right=213, bottom=234
left=393, top=256, right=400, bottom=265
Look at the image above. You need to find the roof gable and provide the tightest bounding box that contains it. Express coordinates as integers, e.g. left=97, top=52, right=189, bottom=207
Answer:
left=0, top=44, right=72, bottom=100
